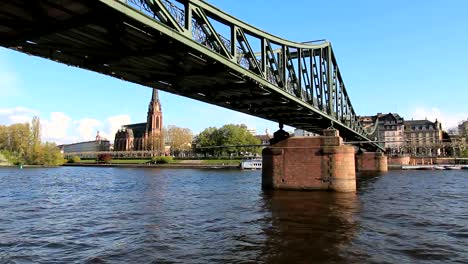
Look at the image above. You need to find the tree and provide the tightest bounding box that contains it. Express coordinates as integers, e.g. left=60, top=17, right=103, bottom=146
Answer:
left=97, top=153, right=113, bottom=163
left=164, top=125, right=193, bottom=156
left=146, top=132, right=164, bottom=155
left=28, top=116, right=42, bottom=164
left=0, top=117, right=65, bottom=166
left=0, top=125, right=7, bottom=150
left=193, top=124, right=261, bottom=156
left=193, top=127, right=217, bottom=156
left=217, top=124, right=261, bottom=155
left=5, top=123, right=30, bottom=159
left=68, top=156, right=81, bottom=163
left=462, top=149, right=468, bottom=158
left=40, top=142, right=65, bottom=166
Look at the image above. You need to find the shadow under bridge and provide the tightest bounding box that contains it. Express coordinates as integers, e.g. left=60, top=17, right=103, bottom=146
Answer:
left=0, top=0, right=383, bottom=151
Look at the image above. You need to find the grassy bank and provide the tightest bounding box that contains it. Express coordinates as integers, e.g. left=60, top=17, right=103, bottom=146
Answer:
left=78, top=159, right=152, bottom=164
left=0, top=153, right=12, bottom=166
left=200, top=159, right=241, bottom=165
left=72, top=159, right=240, bottom=165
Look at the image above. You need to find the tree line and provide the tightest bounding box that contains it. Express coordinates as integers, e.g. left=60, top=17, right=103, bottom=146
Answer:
left=0, top=118, right=263, bottom=164
left=159, top=124, right=261, bottom=157
left=193, top=124, right=261, bottom=156
left=0, top=117, right=64, bottom=166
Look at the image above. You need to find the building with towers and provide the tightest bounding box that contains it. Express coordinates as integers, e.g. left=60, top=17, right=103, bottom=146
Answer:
left=114, top=88, right=164, bottom=152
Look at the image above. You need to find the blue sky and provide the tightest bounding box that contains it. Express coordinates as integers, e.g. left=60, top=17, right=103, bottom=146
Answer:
left=1, top=0, right=467, bottom=144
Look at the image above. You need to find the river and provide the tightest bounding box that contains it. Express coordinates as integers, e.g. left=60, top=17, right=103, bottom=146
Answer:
left=0, top=167, right=467, bottom=263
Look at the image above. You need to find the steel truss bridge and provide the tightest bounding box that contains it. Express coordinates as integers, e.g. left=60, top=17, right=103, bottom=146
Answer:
left=0, top=0, right=382, bottom=150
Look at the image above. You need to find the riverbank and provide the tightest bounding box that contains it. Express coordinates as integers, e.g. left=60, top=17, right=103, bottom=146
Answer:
left=63, top=162, right=240, bottom=169
left=389, top=164, right=468, bottom=170
left=0, top=162, right=240, bottom=169
left=0, top=153, right=12, bottom=166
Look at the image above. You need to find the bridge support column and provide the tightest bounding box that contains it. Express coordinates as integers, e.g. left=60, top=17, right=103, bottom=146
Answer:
left=262, top=129, right=356, bottom=192
left=355, top=152, right=388, bottom=173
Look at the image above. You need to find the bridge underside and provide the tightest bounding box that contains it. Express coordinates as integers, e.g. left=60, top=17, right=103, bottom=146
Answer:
left=0, top=0, right=378, bottom=150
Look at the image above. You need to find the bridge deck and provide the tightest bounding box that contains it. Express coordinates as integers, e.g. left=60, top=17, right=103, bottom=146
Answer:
left=0, top=0, right=381, bottom=150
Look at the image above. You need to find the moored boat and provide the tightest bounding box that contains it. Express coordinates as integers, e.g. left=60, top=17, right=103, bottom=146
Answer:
left=446, top=165, right=462, bottom=170
left=240, top=158, right=262, bottom=170
left=416, top=166, right=433, bottom=170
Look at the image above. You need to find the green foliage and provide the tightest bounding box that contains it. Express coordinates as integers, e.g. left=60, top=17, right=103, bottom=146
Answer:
left=164, top=125, right=193, bottom=155
left=110, top=159, right=151, bottom=164
left=0, top=150, right=23, bottom=165
left=151, top=156, right=173, bottom=164
left=200, top=159, right=241, bottom=165
left=193, top=124, right=261, bottom=156
left=68, top=156, right=82, bottom=163
left=0, top=123, right=30, bottom=156
left=194, top=127, right=217, bottom=151
left=0, top=152, right=11, bottom=166
left=97, top=154, right=113, bottom=163
left=462, top=149, right=468, bottom=158
left=0, top=117, right=65, bottom=166
left=38, top=142, right=66, bottom=166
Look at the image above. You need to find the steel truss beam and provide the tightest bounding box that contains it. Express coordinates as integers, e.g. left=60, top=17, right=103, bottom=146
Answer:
left=114, top=0, right=383, bottom=150
left=0, top=0, right=383, bottom=150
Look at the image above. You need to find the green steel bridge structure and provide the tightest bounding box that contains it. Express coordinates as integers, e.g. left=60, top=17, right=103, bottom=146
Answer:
left=0, top=0, right=383, bottom=151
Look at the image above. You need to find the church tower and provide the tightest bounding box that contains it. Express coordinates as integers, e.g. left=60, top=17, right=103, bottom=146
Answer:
left=145, top=88, right=163, bottom=152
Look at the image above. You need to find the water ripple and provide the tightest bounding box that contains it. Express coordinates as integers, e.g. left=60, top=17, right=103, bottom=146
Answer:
left=0, top=168, right=467, bottom=263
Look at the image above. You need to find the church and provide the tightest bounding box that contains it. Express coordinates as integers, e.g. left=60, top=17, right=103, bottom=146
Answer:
left=114, top=88, right=164, bottom=152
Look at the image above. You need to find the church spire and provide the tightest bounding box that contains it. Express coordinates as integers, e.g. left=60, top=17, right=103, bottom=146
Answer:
left=152, top=88, right=159, bottom=102
left=146, top=88, right=163, bottom=152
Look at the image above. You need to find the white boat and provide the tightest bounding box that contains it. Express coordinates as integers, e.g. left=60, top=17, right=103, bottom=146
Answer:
left=446, top=165, right=462, bottom=170
left=240, top=158, right=262, bottom=170
left=433, top=166, right=445, bottom=170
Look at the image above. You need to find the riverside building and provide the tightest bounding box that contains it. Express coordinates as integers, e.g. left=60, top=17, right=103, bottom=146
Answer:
left=59, top=131, right=110, bottom=153
left=404, top=119, right=443, bottom=156
left=359, top=113, right=405, bottom=154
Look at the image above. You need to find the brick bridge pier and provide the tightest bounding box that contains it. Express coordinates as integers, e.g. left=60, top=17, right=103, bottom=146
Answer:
left=262, top=128, right=387, bottom=192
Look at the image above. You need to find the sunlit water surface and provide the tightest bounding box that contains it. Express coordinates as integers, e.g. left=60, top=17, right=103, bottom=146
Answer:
left=0, top=167, right=467, bottom=263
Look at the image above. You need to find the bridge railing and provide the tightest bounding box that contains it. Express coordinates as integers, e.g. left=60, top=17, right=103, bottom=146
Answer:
left=123, top=0, right=379, bottom=146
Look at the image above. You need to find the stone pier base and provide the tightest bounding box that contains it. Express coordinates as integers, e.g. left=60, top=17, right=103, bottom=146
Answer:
left=356, top=152, right=388, bottom=173
left=262, top=129, right=356, bottom=192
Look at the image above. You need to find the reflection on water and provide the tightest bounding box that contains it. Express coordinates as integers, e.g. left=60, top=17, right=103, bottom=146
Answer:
left=260, top=191, right=358, bottom=263
left=0, top=167, right=467, bottom=263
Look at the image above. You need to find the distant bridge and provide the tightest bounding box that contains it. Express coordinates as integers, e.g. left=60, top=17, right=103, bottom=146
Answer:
left=0, top=0, right=382, bottom=150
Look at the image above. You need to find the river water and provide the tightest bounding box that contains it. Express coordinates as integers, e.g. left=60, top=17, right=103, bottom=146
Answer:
left=0, top=167, right=467, bottom=263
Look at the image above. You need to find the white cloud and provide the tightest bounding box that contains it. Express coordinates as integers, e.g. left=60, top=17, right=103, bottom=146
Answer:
left=41, top=113, right=131, bottom=144
left=42, top=112, right=73, bottom=144
left=0, top=106, right=38, bottom=124
left=9, top=115, right=33, bottom=124
left=0, top=105, right=134, bottom=144
left=0, top=109, right=77, bottom=144
left=409, top=107, right=467, bottom=130
left=76, top=118, right=102, bottom=141
left=100, top=115, right=131, bottom=142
